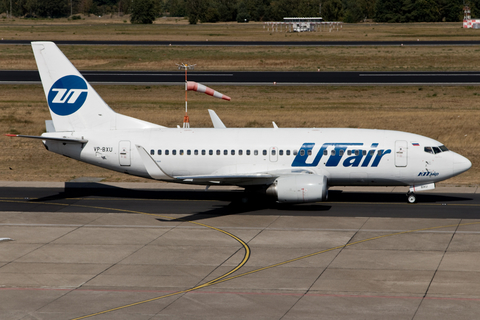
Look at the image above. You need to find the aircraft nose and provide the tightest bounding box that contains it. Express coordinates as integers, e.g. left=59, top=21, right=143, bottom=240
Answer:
left=453, top=153, right=472, bottom=175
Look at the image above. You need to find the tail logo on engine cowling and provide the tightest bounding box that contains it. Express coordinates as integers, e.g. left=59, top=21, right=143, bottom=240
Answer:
left=47, top=75, right=88, bottom=116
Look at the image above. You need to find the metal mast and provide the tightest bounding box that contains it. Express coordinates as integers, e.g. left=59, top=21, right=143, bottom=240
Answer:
left=176, top=63, right=196, bottom=128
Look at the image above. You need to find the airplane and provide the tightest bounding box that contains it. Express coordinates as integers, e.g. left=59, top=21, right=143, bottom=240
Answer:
left=6, top=41, right=472, bottom=204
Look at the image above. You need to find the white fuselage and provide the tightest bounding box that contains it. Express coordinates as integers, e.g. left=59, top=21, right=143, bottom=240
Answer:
left=44, top=127, right=470, bottom=188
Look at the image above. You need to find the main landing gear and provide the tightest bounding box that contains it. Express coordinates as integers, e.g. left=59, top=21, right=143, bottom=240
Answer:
left=407, top=192, right=416, bottom=204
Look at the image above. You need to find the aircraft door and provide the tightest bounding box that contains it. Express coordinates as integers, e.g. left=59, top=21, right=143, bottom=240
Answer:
left=395, top=140, right=408, bottom=167
left=269, top=147, right=278, bottom=162
left=119, top=140, right=131, bottom=166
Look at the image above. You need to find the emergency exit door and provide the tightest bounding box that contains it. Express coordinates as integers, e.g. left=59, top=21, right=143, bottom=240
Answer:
left=395, top=140, right=408, bottom=167
left=119, top=140, right=131, bottom=166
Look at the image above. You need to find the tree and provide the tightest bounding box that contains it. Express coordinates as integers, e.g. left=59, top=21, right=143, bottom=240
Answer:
left=166, top=0, right=186, bottom=17
left=130, top=0, right=158, bottom=23
left=343, top=0, right=364, bottom=22
left=37, top=0, right=69, bottom=18
left=321, top=0, right=344, bottom=21
left=438, top=0, right=462, bottom=21
left=374, top=0, right=403, bottom=22
left=403, top=0, right=439, bottom=22
left=236, top=0, right=251, bottom=22
left=186, top=0, right=206, bottom=24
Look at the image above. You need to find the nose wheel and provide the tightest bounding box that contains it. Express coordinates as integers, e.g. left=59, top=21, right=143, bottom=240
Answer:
left=407, top=192, right=416, bottom=204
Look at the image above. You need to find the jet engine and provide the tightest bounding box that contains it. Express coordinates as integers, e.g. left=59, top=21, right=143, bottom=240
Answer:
left=266, top=174, right=328, bottom=203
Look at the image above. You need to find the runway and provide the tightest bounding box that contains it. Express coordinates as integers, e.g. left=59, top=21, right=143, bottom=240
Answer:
left=1, top=182, right=480, bottom=319
left=2, top=40, right=480, bottom=46
left=3, top=70, right=480, bottom=85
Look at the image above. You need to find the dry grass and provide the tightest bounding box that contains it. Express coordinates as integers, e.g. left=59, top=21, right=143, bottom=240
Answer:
left=1, top=84, right=478, bottom=185
left=1, top=45, right=480, bottom=72
left=0, top=17, right=477, bottom=42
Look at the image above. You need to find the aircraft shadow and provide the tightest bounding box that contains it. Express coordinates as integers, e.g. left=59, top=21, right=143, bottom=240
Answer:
left=23, top=183, right=477, bottom=220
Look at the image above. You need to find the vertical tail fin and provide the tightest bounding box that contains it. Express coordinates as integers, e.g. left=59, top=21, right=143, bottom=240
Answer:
left=32, top=41, right=161, bottom=132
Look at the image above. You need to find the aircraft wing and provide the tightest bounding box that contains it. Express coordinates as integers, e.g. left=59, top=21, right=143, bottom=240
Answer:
left=175, top=169, right=315, bottom=186
left=175, top=173, right=276, bottom=185
left=5, top=134, right=88, bottom=144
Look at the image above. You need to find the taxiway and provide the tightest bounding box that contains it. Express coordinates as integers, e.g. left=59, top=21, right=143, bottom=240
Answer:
left=1, top=182, right=480, bottom=320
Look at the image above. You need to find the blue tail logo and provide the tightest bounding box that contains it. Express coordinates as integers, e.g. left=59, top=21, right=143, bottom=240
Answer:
left=48, top=75, right=88, bottom=116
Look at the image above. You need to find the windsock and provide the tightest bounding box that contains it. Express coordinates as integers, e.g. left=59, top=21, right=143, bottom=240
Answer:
left=187, top=81, right=231, bottom=101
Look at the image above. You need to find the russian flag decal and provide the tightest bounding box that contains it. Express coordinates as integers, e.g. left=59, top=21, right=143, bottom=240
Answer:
left=412, top=143, right=420, bottom=146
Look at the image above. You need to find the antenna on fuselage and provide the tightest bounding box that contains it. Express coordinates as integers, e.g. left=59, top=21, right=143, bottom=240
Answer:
left=176, top=63, right=196, bottom=128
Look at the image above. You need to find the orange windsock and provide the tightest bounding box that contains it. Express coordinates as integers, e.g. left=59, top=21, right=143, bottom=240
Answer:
left=187, top=81, right=231, bottom=101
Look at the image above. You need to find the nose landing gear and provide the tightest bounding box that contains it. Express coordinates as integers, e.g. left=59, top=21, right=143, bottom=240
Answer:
left=407, top=192, right=416, bottom=204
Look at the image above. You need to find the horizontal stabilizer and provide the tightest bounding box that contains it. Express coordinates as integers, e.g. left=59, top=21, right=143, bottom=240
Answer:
left=5, top=134, right=88, bottom=144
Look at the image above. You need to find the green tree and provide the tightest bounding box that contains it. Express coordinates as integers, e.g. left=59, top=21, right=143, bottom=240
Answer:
left=374, top=0, right=403, bottom=22
left=166, top=0, right=186, bottom=16
left=186, top=0, right=206, bottom=24
left=130, top=0, right=158, bottom=23
left=403, top=0, right=439, bottom=22
left=343, top=0, right=363, bottom=22
left=216, top=0, right=237, bottom=22
left=236, top=0, right=251, bottom=22
left=321, top=0, right=344, bottom=21
left=438, top=0, right=462, bottom=21
left=37, top=0, right=69, bottom=18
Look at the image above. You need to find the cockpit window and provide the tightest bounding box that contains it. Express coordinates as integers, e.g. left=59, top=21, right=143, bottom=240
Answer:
left=432, top=147, right=441, bottom=154
left=424, top=147, right=433, bottom=154
left=439, top=145, right=449, bottom=152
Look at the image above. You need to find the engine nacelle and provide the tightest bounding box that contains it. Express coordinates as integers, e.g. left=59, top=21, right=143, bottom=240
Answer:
left=266, top=175, right=328, bottom=203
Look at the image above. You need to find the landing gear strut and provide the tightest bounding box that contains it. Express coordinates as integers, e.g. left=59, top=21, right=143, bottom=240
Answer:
left=407, top=192, right=416, bottom=204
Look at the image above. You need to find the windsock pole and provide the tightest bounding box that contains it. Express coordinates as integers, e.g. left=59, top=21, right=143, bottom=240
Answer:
left=183, top=64, right=189, bottom=128
left=176, top=63, right=196, bottom=128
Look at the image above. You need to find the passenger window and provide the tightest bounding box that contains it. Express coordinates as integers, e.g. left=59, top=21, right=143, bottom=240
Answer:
left=339, top=150, right=344, bottom=156
left=286, top=150, right=291, bottom=156
left=172, top=150, right=177, bottom=155
left=179, top=150, right=184, bottom=155
left=331, top=150, right=336, bottom=156
left=300, top=150, right=305, bottom=156
left=369, top=150, right=374, bottom=156
left=158, top=150, right=162, bottom=155
left=194, top=150, right=198, bottom=155
left=424, top=147, right=433, bottom=154
left=307, top=150, right=312, bottom=156
left=216, top=150, right=221, bottom=155
left=246, top=150, right=251, bottom=155
left=263, top=150, right=267, bottom=156
left=165, top=150, right=169, bottom=155
left=378, top=150, right=383, bottom=155
left=272, top=149, right=276, bottom=156
left=254, top=150, right=258, bottom=156
left=362, top=150, right=366, bottom=156
left=293, top=150, right=298, bottom=156
left=347, top=150, right=352, bottom=156
left=323, top=150, right=328, bottom=156
left=432, top=147, right=441, bottom=154
left=201, top=150, right=205, bottom=155
left=187, top=150, right=191, bottom=155
left=279, top=150, right=283, bottom=156
left=355, top=150, right=359, bottom=156
left=209, top=150, right=213, bottom=155
left=239, top=150, right=243, bottom=155
left=231, top=150, right=235, bottom=155
left=150, top=149, right=154, bottom=155
left=224, top=150, right=228, bottom=155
